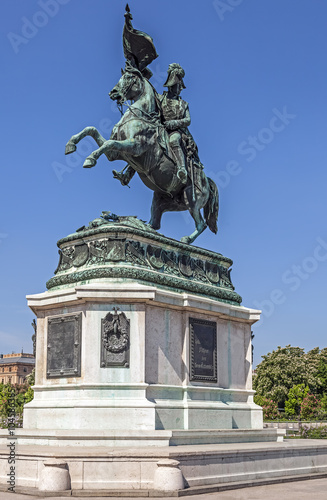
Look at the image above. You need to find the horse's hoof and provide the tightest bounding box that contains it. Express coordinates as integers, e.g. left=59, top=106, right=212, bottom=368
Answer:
left=65, top=142, right=76, bottom=155
left=147, top=222, right=159, bottom=231
left=83, top=157, right=96, bottom=168
left=181, top=236, right=191, bottom=244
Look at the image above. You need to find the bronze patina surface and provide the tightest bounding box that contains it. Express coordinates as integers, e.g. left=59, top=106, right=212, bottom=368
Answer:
left=46, top=313, right=82, bottom=379
left=65, top=5, right=218, bottom=245
left=46, top=214, right=241, bottom=306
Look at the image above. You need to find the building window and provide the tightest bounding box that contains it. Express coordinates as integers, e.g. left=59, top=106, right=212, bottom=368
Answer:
left=9, top=367, right=12, bottom=372
left=24, top=368, right=27, bottom=373
left=1, top=379, right=4, bottom=384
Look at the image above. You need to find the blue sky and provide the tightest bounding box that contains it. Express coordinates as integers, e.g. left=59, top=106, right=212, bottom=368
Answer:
left=1, top=0, right=327, bottom=367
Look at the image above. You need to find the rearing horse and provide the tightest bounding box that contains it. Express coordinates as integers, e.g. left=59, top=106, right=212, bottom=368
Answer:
left=65, top=64, right=219, bottom=244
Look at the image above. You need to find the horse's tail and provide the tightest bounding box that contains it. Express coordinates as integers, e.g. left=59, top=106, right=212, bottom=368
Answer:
left=204, top=177, right=219, bottom=234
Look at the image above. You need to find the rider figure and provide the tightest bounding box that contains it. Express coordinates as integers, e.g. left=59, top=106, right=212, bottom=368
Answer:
left=159, top=63, right=189, bottom=184
left=113, top=63, right=190, bottom=186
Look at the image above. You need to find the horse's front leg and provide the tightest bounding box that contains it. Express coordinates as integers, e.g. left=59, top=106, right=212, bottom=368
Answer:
left=148, top=193, right=165, bottom=230
left=65, top=127, right=106, bottom=155
left=83, top=139, right=146, bottom=168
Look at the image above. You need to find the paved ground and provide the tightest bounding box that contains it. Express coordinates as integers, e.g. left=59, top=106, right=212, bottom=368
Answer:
left=2, top=478, right=327, bottom=500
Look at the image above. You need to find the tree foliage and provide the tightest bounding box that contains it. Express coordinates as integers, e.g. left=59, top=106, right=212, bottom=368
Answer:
left=0, top=378, right=34, bottom=429
left=253, top=345, right=327, bottom=407
left=284, top=384, right=309, bottom=417
left=300, top=393, right=323, bottom=420
left=254, top=395, right=279, bottom=420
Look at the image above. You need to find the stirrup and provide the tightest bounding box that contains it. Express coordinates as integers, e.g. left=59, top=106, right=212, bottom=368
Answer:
left=112, top=169, right=128, bottom=186
left=177, top=167, right=187, bottom=184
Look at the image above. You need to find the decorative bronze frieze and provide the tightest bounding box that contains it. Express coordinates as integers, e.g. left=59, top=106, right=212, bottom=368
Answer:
left=48, top=219, right=241, bottom=306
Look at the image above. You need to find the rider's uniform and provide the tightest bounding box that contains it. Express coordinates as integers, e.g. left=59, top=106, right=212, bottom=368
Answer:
left=159, top=92, right=191, bottom=179
left=160, top=92, right=190, bottom=128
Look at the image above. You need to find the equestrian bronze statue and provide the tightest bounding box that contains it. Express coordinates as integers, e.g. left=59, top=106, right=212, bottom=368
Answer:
left=65, top=4, right=218, bottom=245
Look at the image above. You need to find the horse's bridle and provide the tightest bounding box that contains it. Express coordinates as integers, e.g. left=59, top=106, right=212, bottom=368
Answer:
left=118, top=72, right=145, bottom=107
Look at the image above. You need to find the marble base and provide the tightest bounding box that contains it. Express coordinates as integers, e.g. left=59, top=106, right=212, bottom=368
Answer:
left=1, top=440, right=326, bottom=492
left=24, top=282, right=262, bottom=432
left=0, top=428, right=284, bottom=448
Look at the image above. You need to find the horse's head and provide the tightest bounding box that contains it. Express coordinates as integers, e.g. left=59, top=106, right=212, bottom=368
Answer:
left=109, top=63, right=144, bottom=104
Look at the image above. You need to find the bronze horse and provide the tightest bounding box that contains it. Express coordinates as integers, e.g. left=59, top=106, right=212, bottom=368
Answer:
left=65, top=65, right=218, bottom=244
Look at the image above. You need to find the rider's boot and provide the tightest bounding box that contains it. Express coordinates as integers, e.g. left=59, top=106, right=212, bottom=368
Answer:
left=112, top=165, right=136, bottom=186
left=171, top=146, right=187, bottom=184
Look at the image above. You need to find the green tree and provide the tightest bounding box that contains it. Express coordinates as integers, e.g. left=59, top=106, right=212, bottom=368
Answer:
left=306, top=347, right=327, bottom=394
left=321, top=393, right=327, bottom=412
left=315, top=351, right=327, bottom=396
left=0, top=378, right=34, bottom=429
left=23, top=386, right=34, bottom=405
left=300, top=394, right=323, bottom=420
left=0, top=383, right=16, bottom=423
left=254, top=345, right=307, bottom=407
left=253, top=345, right=327, bottom=408
left=26, top=368, right=35, bottom=387
left=284, top=384, right=309, bottom=417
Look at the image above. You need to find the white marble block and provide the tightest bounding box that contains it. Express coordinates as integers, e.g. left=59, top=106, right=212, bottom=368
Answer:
left=24, top=281, right=262, bottom=433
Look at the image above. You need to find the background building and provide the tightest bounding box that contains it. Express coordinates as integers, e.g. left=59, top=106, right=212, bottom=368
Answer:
left=0, top=352, right=35, bottom=385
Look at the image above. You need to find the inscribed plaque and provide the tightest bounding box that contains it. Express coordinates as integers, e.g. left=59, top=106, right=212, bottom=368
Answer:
left=47, top=313, right=82, bottom=378
left=190, top=317, right=217, bottom=382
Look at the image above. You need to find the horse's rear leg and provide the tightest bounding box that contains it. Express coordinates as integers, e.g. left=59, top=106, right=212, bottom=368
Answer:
left=181, top=188, right=207, bottom=245
left=181, top=213, right=206, bottom=245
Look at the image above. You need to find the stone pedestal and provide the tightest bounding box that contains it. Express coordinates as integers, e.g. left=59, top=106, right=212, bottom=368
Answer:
left=0, top=217, right=293, bottom=492
left=24, top=281, right=262, bottom=430
left=24, top=282, right=262, bottom=433
left=24, top=218, right=262, bottom=431
left=23, top=216, right=263, bottom=436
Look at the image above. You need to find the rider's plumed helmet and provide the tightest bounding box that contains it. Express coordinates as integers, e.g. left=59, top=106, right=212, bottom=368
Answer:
left=163, top=63, right=186, bottom=89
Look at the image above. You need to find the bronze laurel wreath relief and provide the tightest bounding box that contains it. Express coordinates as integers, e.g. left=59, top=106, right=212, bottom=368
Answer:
left=102, top=308, right=130, bottom=353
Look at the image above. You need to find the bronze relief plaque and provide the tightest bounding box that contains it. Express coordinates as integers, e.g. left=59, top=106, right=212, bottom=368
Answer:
left=47, top=313, right=82, bottom=378
left=190, top=317, right=217, bottom=382
left=101, top=308, right=130, bottom=368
